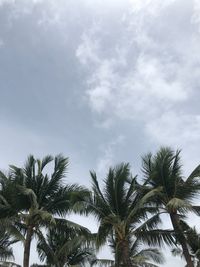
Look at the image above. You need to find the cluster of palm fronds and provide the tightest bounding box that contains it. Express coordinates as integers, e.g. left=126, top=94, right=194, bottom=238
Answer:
left=0, top=147, right=200, bottom=267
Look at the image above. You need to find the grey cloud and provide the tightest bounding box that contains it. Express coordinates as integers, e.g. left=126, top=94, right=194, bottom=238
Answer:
left=76, top=0, right=200, bottom=152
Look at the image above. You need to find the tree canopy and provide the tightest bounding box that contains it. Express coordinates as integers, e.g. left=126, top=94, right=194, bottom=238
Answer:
left=0, top=147, right=200, bottom=267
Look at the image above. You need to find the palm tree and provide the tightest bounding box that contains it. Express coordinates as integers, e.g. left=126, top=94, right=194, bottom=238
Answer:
left=36, top=220, right=113, bottom=267
left=142, top=147, right=200, bottom=267
left=37, top=220, right=92, bottom=267
left=85, top=163, right=173, bottom=267
left=0, top=154, right=89, bottom=267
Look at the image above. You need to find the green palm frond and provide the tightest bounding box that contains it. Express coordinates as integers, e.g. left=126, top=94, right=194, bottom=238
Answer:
left=90, top=258, right=114, bottom=267
left=9, top=165, right=24, bottom=185
left=0, top=227, right=18, bottom=261
left=90, top=171, right=108, bottom=209
left=51, top=154, right=69, bottom=182
left=41, top=155, right=53, bottom=172
left=126, top=188, right=162, bottom=227
left=104, top=163, right=130, bottom=216
left=133, top=213, right=163, bottom=234
left=133, top=248, right=164, bottom=264
left=96, top=222, right=112, bottom=249
left=23, top=155, right=35, bottom=180
left=0, top=171, right=9, bottom=184
left=187, top=165, right=200, bottom=182
left=136, top=229, right=175, bottom=247
left=6, top=224, right=25, bottom=243
left=0, top=262, right=21, bottom=267
left=0, top=218, right=25, bottom=242
left=130, top=237, right=141, bottom=255
left=37, top=223, right=94, bottom=267
left=171, top=247, right=182, bottom=257
left=17, top=186, right=38, bottom=210
left=142, top=153, right=153, bottom=181
left=185, top=227, right=200, bottom=257
left=36, top=230, right=55, bottom=263
left=53, top=218, right=91, bottom=237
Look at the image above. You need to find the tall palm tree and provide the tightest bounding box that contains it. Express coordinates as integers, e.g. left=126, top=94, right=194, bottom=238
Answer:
left=85, top=163, right=173, bottom=267
left=0, top=155, right=89, bottom=267
left=142, top=147, right=200, bottom=267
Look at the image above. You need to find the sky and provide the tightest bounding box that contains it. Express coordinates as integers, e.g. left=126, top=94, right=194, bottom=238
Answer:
left=0, top=0, right=200, bottom=266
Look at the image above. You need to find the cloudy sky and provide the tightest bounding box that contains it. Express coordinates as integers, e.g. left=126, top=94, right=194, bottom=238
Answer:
left=0, top=0, right=200, bottom=266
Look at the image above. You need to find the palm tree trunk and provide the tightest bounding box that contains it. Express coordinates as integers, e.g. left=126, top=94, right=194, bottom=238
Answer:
left=114, top=250, right=119, bottom=267
left=120, top=240, right=132, bottom=267
left=23, top=225, right=33, bottom=267
left=170, top=212, right=194, bottom=267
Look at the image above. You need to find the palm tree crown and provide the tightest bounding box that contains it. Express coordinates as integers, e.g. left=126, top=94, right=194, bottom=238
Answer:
left=86, top=163, right=169, bottom=267
left=142, top=147, right=200, bottom=267
left=0, top=154, right=89, bottom=267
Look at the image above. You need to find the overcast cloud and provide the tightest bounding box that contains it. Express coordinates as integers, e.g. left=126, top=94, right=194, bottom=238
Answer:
left=0, top=0, right=200, bottom=266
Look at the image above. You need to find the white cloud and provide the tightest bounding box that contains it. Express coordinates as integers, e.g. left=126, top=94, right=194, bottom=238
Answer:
left=129, top=0, right=177, bottom=16
left=192, top=0, right=200, bottom=28
left=76, top=30, right=101, bottom=65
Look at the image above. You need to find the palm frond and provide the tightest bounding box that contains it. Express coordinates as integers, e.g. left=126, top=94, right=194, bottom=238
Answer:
left=133, top=248, right=164, bottom=264
left=187, top=165, right=200, bottom=182
left=41, top=155, right=53, bottom=171
left=17, top=186, right=38, bottom=209
left=136, top=229, right=175, bottom=247
left=90, top=258, right=114, bottom=267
